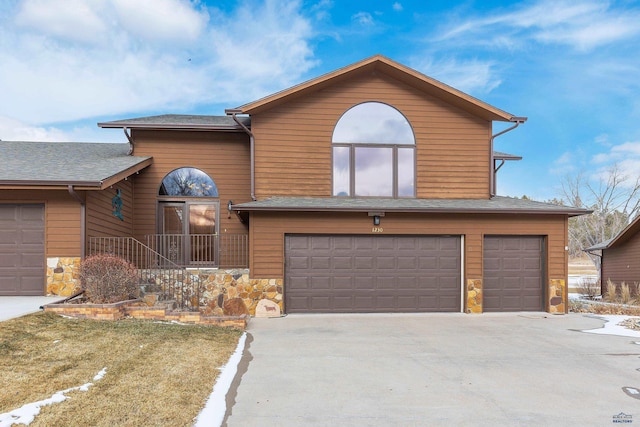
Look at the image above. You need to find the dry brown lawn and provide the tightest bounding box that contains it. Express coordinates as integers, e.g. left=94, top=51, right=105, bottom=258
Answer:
left=0, top=312, right=242, bottom=426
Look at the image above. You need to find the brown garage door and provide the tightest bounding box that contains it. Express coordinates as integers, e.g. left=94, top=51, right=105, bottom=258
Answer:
left=285, top=235, right=461, bottom=313
left=0, top=204, right=45, bottom=295
left=483, top=236, right=544, bottom=312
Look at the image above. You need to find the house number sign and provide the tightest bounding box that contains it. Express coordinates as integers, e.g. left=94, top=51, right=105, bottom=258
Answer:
left=372, top=227, right=384, bottom=233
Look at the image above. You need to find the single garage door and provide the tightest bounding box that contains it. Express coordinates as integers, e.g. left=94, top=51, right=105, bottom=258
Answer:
left=483, top=236, right=544, bottom=312
left=285, top=235, right=461, bottom=313
left=0, top=204, right=45, bottom=296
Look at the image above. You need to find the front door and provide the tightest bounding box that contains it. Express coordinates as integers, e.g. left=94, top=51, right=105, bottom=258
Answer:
left=158, top=202, right=218, bottom=266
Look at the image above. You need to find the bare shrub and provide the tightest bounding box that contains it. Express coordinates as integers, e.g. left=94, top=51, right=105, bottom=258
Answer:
left=605, top=279, right=618, bottom=303
left=80, top=254, right=139, bottom=303
left=577, top=277, right=600, bottom=299
left=621, top=282, right=632, bottom=304
left=635, top=283, right=640, bottom=305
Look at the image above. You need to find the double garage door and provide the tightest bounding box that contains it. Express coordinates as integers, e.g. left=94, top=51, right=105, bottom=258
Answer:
left=0, top=204, right=45, bottom=296
left=285, top=235, right=543, bottom=313
left=285, top=235, right=462, bottom=313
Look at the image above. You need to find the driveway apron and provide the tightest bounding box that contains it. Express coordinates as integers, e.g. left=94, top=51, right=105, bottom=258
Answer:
left=0, top=296, right=64, bottom=322
left=225, top=313, right=640, bottom=427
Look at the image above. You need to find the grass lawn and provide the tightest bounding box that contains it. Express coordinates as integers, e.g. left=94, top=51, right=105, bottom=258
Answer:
left=0, top=312, right=243, bottom=426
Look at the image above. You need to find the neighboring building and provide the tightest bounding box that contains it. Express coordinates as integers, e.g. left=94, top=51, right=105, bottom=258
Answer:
left=0, top=55, right=588, bottom=313
left=587, top=215, right=640, bottom=291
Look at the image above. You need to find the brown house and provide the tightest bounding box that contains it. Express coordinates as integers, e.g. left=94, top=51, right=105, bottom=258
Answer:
left=0, top=55, right=587, bottom=314
left=588, top=215, right=640, bottom=289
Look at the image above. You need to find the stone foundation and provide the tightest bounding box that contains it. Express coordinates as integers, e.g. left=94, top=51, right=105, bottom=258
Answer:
left=466, top=279, right=483, bottom=313
left=47, top=257, right=81, bottom=296
left=141, top=269, right=283, bottom=316
left=548, top=279, right=566, bottom=314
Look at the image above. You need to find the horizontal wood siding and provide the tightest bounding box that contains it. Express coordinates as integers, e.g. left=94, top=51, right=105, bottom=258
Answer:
left=86, top=180, right=134, bottom=239
left=252, top=72, right=491, bottom=199
left=0, top=190, right=81, bottom=256
left=250, top=212, right=567, bottom=284
left=130, top=130, right=250, bottom=240
left=602, top=235, right=640, bottom=284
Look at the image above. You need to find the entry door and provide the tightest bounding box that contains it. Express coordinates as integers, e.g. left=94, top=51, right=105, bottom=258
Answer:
left=158, top=202, right=218, bottom=265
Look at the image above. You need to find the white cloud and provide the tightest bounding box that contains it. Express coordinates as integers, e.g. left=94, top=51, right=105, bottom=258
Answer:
left=0, top=116, right=70, bottom=141
left=112, top=0, right=209, bottom=44
left=15, top=0, right=109, bottom=45
left=411, top=57, right=502, bottom=95
left=393, top=2, right=403, bottom=12
left=436, top=0, right=640, bottom=52
left=0, top=0, right=318, bottom=127
left=352, top=11, right=374, bottom=26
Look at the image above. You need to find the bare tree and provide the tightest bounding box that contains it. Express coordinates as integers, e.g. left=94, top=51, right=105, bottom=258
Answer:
left=559, top=163, right=640, bottom=272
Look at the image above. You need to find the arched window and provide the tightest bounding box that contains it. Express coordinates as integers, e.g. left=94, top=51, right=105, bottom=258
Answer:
left=156, top=167, right=219, bottom=266
left=332, top=102, right=415, bottom=197
left=159, top=167, right=218, bottom=197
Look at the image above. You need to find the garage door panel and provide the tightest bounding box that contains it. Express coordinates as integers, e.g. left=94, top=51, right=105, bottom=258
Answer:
left=397, top=256, right=417, bottom=269
left=483, top=236, right=543, bottom=312
left=0, top=204, right=45, bottom=296
left=286, top=235, right=461, bottom=313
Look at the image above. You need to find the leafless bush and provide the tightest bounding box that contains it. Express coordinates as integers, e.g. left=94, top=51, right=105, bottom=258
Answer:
left=80, top=254, right=139, bottom=303
left=577, top=277, right=600, bottom=299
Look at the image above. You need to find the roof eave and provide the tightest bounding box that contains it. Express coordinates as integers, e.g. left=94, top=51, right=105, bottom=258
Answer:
left=233, top=205, right=590, bottom=216
left=97, top=122, right=246, bottom=132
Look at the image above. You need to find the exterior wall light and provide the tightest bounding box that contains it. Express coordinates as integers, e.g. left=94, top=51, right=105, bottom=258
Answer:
left=227, top=200, right=233, bottom=219
left=373, top=215, right=381, bottom=226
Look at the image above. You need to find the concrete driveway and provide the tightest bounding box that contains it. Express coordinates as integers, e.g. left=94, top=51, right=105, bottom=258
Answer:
left=0, top=296, right=64, bottom=322
left=225, top=313, right=640, bottom=426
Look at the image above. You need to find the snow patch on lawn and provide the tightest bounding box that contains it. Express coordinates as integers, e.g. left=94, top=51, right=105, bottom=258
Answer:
left=0, top=368, right=107, bottom=427
left=583, top=315, right=640, bottom=338
left=194, top=332, right=247, bottom=427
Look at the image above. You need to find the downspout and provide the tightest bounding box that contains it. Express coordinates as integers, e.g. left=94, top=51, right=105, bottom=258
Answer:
left=67, top=185, right=86, bottom=260
left=490, top=117, right=527, bottom=197
left=123, top=127, right=134, bottom=155
left=227, top=111, right=256, bottom=201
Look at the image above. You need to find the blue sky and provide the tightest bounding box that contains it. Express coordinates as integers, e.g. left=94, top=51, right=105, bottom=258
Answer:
left=1, top=0, right=639, bottom=200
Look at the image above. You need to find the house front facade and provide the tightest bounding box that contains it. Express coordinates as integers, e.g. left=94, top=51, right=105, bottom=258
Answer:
left=0, top=55, right=587, bottom=314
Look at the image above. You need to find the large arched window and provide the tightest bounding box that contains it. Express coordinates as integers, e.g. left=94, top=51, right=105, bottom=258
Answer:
left=332, top=102, right=415, bottom=197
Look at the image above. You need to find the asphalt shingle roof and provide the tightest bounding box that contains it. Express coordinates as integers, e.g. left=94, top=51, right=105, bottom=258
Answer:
left=0, top=141, right=152, bottom=187
left=233, top=196, right=589, bottom=216
left=98, top=114, right=250, bottom=130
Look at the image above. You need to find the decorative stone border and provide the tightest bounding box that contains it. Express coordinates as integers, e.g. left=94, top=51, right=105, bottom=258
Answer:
left=42, top=300, right=248, bottom=329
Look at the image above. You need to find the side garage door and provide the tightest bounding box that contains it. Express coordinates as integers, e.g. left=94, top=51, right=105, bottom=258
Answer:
left=285, top=235, right=461, bottom=313
left=0, top=204, right=45, bottom=296
left=483, top=236, right=544, bottom=312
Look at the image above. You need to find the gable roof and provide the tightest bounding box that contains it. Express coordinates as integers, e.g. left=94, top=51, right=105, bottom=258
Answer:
left=230, top=55, right=525, bottom=123
left=98, top=114, right=250, bottom=131
left=0, top=141, right=152, bottom=190
left=587, top=214, right=640, bottom=251
left=233, top=196, right=588, bottom=217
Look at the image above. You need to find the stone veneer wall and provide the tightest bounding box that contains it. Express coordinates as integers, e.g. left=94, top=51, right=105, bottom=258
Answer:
left=47, top=257, right=81, bottom=296
left=548, top=279, right=566, bottom=314
left=142, top=269, right=283, bottom=316
left=466, top=279, right=483, bottom=313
